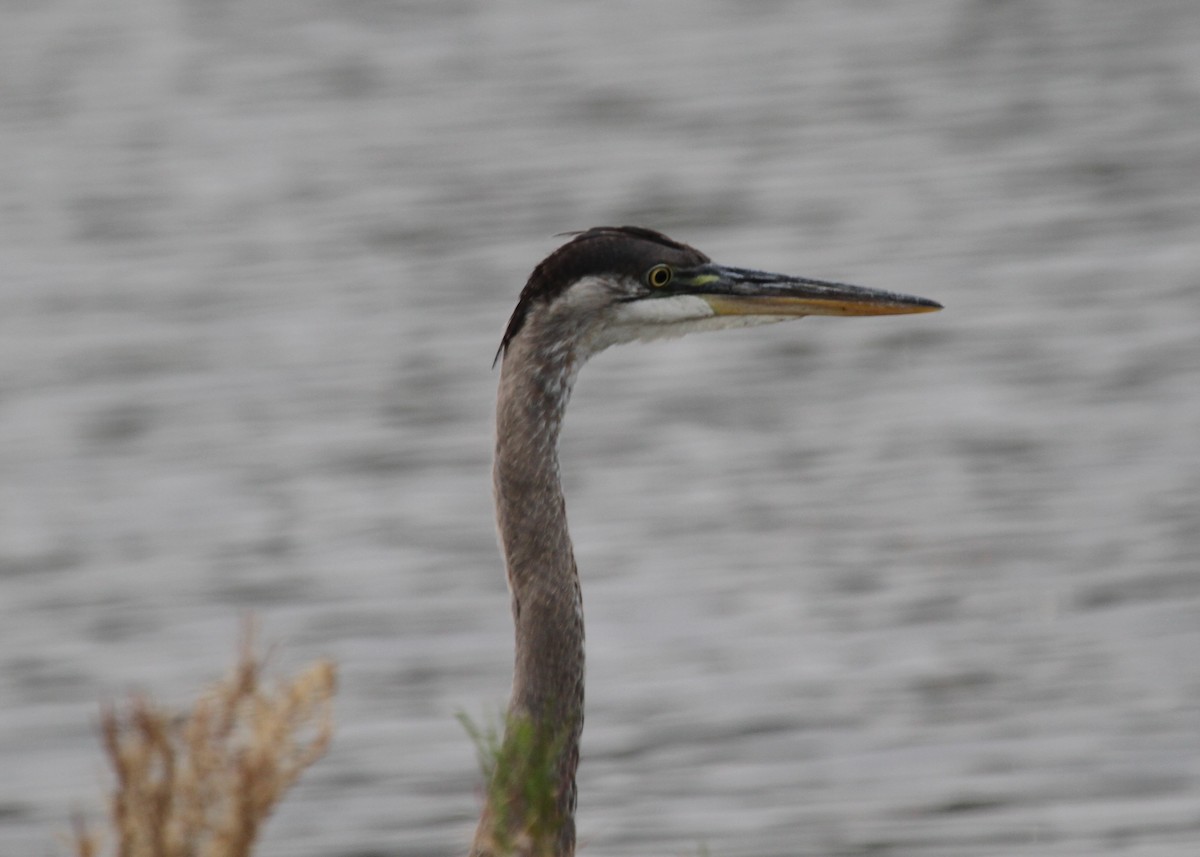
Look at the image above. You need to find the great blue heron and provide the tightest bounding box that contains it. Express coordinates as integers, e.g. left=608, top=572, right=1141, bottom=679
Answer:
left=471, top=226, right=941, bottom=856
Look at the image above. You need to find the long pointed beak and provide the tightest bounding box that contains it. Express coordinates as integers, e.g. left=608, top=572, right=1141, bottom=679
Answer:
left=686, top=265, right=942, bottom=317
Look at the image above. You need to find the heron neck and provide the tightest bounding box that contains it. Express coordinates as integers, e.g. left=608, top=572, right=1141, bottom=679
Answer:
left=481, top=330, right=583, bottom=856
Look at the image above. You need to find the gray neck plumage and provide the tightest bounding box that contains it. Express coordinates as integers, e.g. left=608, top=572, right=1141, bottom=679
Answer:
left=494, top=330, right=585, bottom=727
left=474, top=323, right=584, bottom=857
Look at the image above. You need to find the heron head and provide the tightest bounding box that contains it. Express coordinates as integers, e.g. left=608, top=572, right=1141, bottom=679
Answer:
left=497, top=226, right=941, bottom=365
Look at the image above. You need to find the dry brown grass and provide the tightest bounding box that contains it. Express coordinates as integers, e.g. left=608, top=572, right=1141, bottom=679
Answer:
left=73, top=626, right=336, bottom=857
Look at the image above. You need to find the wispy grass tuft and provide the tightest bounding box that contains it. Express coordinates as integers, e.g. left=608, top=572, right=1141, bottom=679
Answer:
left=73, top=624, right=336, bottom=857
left=459, top=709, right=565, bottom=856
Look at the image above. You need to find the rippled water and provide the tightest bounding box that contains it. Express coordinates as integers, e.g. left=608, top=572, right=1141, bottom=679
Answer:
left=2, top=1, right=1199, bottom=855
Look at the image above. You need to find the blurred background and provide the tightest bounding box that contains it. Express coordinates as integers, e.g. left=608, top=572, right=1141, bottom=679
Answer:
left=2, top=1, right=1199, bottom=855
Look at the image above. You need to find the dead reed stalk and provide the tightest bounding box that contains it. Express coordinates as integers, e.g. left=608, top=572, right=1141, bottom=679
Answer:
left=73, top=626, right=336, bottom=857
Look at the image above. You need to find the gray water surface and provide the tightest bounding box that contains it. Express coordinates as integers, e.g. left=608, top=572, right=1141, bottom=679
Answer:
left=2, top=2, right=1199, bottom=855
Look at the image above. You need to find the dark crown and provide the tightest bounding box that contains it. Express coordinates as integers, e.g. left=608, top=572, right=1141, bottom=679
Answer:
left=497, top=226, right=710, bottom=361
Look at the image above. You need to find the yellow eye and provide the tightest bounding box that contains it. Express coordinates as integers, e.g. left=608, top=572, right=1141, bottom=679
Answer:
left=646, top=264, right=673, bottom=288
